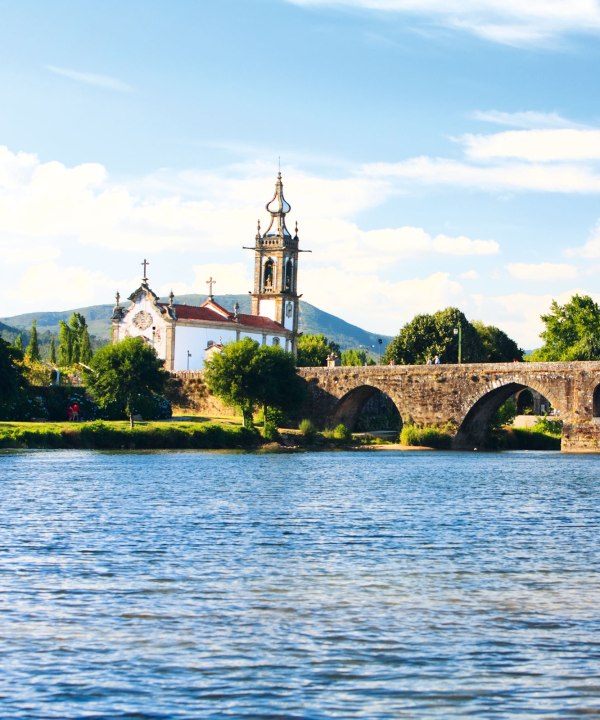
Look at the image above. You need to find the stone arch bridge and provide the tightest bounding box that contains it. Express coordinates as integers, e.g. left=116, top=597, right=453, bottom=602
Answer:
left=297, top=362, right=600, bottom=452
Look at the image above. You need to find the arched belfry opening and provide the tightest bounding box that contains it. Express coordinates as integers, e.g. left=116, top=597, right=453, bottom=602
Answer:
left=263, top=258, right=274, bottom=291
left=330, top=386, right=402, bottom=434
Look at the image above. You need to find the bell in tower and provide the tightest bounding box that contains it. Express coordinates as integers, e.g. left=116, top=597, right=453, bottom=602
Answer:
left=248, top=173, right=303, bottom=354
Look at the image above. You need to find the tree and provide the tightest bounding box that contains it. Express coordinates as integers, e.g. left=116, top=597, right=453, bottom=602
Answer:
left=253, top=344, right=305, bottom=426
left=84, top=337, right=169, bottom=427
left=49, top=337, right=57, bottom=364
left=383, top=308, right=485, bottom=365
left=14, top=335, right=23, bottom=353
left=296, top=334, right=341, bottom=367
left=25, top=320, right=41, bottom=362
left=472, top=321, right=524, bottom=362
left=58, top=320, right=73, bottom=365
left=341, top=348, right=369, bottom=366
left=204, top=338, right=304, bottom=429
left=0, top=336, right=29, bottom=420
left=531, top=294, right=600, bottom=361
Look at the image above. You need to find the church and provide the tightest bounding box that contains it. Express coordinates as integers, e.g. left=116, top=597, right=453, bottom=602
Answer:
left=111, top=173, right=302, bottom=371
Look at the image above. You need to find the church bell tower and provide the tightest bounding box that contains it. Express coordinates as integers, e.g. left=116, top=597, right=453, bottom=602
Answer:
left=250, top=173, right=302, bottom=353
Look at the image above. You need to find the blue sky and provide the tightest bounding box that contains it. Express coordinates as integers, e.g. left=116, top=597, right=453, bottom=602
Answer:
left=2, top=0, right=600, bottom=347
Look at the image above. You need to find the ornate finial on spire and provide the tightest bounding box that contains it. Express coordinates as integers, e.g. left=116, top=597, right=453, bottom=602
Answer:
left=264, top=173, right=291, bottom=237
left=169, top=290, right=174, bottom=307
left=294, top=221, right=299, bottom=237
left=115, top=291, right=120, bottom=307
left=206, top=276, right=216, bottom=299
left=257, top=219, right=261, bottom=236
left=141, top=258, right=149, bottom=283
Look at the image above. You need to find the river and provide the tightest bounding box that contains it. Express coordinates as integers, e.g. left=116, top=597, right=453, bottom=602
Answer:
left=1, top=449, right=599, bottom=718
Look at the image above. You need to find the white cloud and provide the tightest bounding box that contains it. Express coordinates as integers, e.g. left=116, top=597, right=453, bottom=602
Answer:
left=472, top=110, right=585, bottom=130
left=45, top=65, right=133, bottom=92
left=300, top=265, right=466, bottom=334
left=462, top=129, right=600, bottom=162
left=459, top=270, right=479, bottom=280
left=166, top=263, right=252, bottom=298
left=364, top=156, right=600, bottom=193
left=286, top=0, right=600, bottom=44
left=507, top=262, right=578, bottom=282
left=13, top=262, right=116, bottom=312
left=566, top=221, right=600, bottom=258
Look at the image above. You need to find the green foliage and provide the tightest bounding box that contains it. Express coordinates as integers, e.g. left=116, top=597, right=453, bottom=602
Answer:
left=340, top=348, right=369, bottom=366
left=0, top=336, right=29, bottom=420
left=532, top=416, right=563, bottom=436
left=25, top=320, right=41, bottom=362
left=0, top=420, right=259, bottom=450
left=472, top=321, right=524, bottom=362
left=204, top=338, right=304, bottom=429
left=296, top=333, right=341, bottom=367
left=84, top=337, right=169, bottom=427
left=14, top=335, right=23, bottom=353
left=299, top=418, right=317, bottom=440
left=531, top=294, right=600, bottom=361
left=58, top=320, right=73, bottom=365
left=383, top=308, right=523, bottom=365
left=491, top=399, right=518, bottom=430
left=400, top=424, right=453, bottom=449
left=49, top=337, right=57, bottom=364
left=383, top=308, right=483, bottom=365
left=326, top=423, right=352, bottom=442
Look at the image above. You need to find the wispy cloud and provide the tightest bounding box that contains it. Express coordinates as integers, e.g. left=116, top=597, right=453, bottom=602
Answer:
left=471, top=110, right=586, bottom=130
left=286, top=0, right=600, bottom=45
left=45, top=65, right=133, bottom=92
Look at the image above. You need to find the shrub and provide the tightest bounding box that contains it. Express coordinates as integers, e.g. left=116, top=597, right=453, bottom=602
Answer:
left=400, top=423, right=452, bottom=449
left=299, top=418, right=317, bottom=441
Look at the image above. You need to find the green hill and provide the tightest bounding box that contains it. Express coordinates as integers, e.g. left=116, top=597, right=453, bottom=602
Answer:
left=0, top=295, right=391, bottom=354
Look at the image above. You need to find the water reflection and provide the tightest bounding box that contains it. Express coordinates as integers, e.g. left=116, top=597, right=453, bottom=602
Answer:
left=1, top=450, right=599, bottom=718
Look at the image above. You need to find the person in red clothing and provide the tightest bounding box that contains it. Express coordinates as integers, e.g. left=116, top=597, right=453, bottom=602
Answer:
left=71, top=403, right=80, bottom=421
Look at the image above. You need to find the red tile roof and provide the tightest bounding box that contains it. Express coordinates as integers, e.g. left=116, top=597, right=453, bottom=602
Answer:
left=158, top=303, right=289, bottom=335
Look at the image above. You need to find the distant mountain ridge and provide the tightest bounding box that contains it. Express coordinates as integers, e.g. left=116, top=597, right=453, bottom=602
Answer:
left=0, top=295, right=391, bottom=353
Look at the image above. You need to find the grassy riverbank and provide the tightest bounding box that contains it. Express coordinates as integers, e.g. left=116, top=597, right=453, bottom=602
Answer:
left=0, top=419, right=260, bottom=450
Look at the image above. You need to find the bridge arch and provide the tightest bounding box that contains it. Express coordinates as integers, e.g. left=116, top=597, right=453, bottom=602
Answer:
left=454, top=377, right=565, bottom=449
left=329, top=384, right=404, bottom=433
left=594, top=384, right=600, bottom=418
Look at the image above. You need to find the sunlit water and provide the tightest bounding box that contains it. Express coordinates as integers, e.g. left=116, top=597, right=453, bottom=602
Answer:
left=1, top=449, right=599, bottom=719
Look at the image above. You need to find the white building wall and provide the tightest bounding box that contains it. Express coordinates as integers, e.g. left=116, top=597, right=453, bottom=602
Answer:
left=120, top=299, right=167, bottom=358
left=173, top=326, right=238, bottom=370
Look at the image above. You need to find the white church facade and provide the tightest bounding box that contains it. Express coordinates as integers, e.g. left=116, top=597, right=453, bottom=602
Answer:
left=111, top=173, right=302, bottom=371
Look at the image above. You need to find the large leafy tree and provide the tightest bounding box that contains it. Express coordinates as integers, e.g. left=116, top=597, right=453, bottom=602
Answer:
left=296, top=334, right=341, bottom=367
left=204, top=337, right=304, bottom=428
left=0, top=336, right=29, bottom=420
left=472, top=321, right=524, bottom=362
left=530, top=294, right=600, bottom=361
left=84, top=337, right=169, bottom=427
left=383, top=308, right=485, bottom=365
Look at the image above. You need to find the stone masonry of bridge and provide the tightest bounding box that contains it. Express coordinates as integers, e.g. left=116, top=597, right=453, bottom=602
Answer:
left=297, top=362, right=600, bottom=452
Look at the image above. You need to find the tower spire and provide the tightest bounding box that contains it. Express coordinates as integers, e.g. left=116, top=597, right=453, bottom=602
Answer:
left=263, top=172, right=292, bottom=238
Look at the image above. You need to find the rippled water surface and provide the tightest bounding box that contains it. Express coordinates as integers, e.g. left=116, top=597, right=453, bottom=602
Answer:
left=1, top=450, right=600, bottom=718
